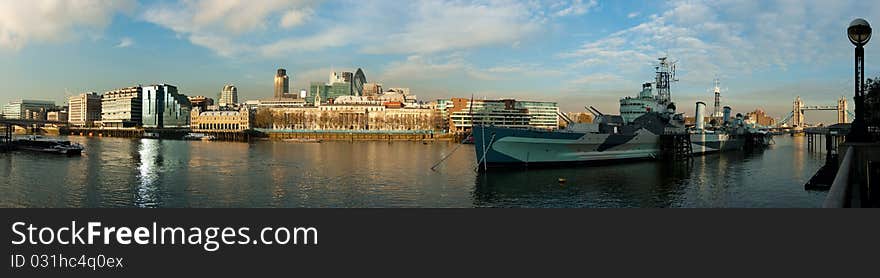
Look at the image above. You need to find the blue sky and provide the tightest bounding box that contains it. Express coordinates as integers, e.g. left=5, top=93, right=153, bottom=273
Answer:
left=2, top=0, right=880, bottom=124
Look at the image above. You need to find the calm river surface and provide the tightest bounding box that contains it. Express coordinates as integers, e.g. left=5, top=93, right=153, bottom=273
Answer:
left=0, top=135, right=827, bottom=208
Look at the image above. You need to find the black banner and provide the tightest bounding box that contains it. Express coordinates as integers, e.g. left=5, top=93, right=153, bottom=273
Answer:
left=2, top=209, right=878, bottom=277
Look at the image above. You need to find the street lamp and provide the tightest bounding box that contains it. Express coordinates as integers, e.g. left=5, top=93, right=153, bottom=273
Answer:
left=849, top=18, right=872, bottom=142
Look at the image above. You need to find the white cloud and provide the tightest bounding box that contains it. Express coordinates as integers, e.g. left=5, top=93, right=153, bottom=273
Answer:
left=553, top=0, right=598, bottom=17
left=561, top=0, right=876, bottom=84
left=627, top=12, right=640, bottom=18
left=280, top=9, right=313, bottom=29
left=0, top=0, right=135, bottom=50
left=142, top=0, right=314, bottom=57
left=116, top=37, right=134, bottom=48
left=259, top=27, right=352, bottom=57
left=360, top=1, right=543, bottom=54
left=138, top=0, right=602, bottom=58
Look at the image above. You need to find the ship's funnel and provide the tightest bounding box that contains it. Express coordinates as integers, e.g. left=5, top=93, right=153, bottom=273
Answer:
left=695, top=101, right=706, bottom=130
left=723, top=106, right=731, bottom=125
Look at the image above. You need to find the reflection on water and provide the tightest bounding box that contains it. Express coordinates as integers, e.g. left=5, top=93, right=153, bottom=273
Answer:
left=0, top=135, right=826, bottom=208
left=137, top=139, right=161, bottom=207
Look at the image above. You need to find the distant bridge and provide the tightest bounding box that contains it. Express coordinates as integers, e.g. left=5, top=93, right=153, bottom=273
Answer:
left=0, top=118, right=68, bottom=127
left=1, top=119, right=69, bottom=144
left=777, top=96, right=854, bottom=128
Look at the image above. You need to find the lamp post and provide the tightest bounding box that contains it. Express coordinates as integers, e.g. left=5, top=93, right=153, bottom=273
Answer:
left=848, top=18, right=872, bottom=142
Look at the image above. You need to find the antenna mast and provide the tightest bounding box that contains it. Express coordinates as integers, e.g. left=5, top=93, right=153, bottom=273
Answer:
left=654, top=57, right=677, bottom=103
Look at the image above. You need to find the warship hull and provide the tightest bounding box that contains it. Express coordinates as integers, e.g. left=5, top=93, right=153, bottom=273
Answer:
left=690, top=133, right=744, bottom=154
left=473, top=126, right=661, bottom=167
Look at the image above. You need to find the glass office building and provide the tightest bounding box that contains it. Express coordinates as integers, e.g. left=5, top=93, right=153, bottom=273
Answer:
left=142, top=84, right=191, bottom=128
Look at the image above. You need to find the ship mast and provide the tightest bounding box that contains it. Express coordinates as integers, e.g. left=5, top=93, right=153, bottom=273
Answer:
left=654, top=57, right=677, bottom=103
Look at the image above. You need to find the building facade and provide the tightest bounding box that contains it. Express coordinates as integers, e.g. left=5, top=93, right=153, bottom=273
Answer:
left=363, top=83, right=382, bottom=97
left=101, top=86, right=143, bottom=128
left=274, top=69, right=290, bottom=99
left=309, top=81, right=352, bottom=105
left=517, top=101, right=560, bottom=130
left=188, top=96, right=214, bottom=111
left=219, top=84, right=238, bottom=106
left=745, top=108, right=776, bottom=127
left=436, top=98, right=559, bottom=132
left=142, top=84, right=191, bottom=128
left=191, top=107, right=252, bottom=131
left=47, top=110, right=68, bottom=122
left=68, top=92, right=102, bottom=127
left=308, top=69, right=370, bottom=104
left=2, top=100, right=56, bottom=120
left=255, top=105, right=439, bottom=132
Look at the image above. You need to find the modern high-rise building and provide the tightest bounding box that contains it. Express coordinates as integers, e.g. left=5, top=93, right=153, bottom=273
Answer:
left=274, top=69, right=290, bottom=99
left=2, top=100, right=56, bottom=120
left=68, top=92, right=102, bottom=127
left=101, top=86, right=143, bottom=128
left=309, top=68, right=367, bottom=104
left=142, top=84, right=191, bottom=128
left=220, top=84, right=238, bottom=106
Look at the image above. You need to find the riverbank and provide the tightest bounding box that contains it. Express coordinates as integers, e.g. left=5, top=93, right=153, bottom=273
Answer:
left=63, top=127, right=456, bottom=142
left=263, top=130, right=454, bottom=142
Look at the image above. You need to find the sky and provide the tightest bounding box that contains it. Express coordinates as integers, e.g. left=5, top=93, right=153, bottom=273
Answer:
left=2, top=0, right=880, bottom=124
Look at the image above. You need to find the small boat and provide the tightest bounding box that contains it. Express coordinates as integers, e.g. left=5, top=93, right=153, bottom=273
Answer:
left=13, top=136, right=83, bottom=156
left=282, top=138, right=322, bottom=143
left=183, top=133, right=216, bottom=141
left=143, top=132, right=160, bottom=139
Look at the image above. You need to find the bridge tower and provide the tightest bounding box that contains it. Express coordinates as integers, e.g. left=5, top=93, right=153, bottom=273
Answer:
left=838, top=96, right=848, bottom=124
left=793, top=96, right=805, bottom=127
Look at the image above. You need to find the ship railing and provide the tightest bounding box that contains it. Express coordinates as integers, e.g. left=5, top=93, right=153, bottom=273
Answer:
left=663, top=127, right=687, bottom=135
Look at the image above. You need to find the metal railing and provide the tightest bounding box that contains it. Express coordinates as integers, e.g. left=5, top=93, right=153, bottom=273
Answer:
left=824, top=146, right=855, bottom=208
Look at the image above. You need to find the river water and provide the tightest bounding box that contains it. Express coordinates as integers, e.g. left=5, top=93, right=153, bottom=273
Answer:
left=0, top=135, right=827, bottom=208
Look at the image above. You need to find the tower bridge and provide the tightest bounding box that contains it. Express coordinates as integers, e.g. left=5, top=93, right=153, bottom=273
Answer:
left=777, top=96, right=854, bottom=128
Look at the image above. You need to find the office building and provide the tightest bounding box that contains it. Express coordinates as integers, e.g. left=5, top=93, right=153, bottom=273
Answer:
left=68, top=92, right=102, bottom=127
left=437, top=98, right=559, bottom=132
left=363, top=83, right=382, bottom=97
left=2, top=100, right=56, bottom=120
left=517, top=101, right=560, bottom=130
left=47, top=110, right=68, bottom=122
left=274, top=69, right=290, bottom=99
left=220, top=84, right=238, bottom=106
left=142, top=84, right=191, bottom=128
left=308, top=68, right=367, bottom=104
left=101, top=86, right=143, bottom=128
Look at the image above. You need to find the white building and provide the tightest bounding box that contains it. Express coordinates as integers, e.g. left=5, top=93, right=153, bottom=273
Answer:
left=68, top=92, right=102, bottom=127
left=2, top=100, right=56, bottom=120
left=219, top=84, right=238, bottom=106
left=436, top=98, right=559, bottom=132
left=101, top=86, right=142, bottom=128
